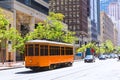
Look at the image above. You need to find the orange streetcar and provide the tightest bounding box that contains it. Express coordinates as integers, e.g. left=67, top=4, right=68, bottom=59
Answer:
left=25, top=40, right=74, bottom=70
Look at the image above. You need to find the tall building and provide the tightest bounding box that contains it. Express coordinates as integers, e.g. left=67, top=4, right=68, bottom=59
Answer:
left=88, top=0, right=100, bottom=42
left=49, top=0, right=89, bottom=38
left=0, top=0, right=49, bottom=62
left=114, top=26, right=118, bottom=46
left=108, top=2, right=120, bottom=45
left=100, top=0, right=119, bottom=45
left=100, top=12, right=114, bottom=44
left=108, top=2, right=120, bottom=20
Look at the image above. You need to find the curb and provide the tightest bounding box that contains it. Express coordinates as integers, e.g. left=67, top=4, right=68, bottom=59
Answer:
left=74, top=59, right=83, bottom=62
left=0, top=66, right=24, bottom=71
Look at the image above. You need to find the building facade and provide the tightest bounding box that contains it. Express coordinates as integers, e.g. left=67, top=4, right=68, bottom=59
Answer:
left=49, top=0, right=89, bottom=37
left=88, top=0, right=100, bottom=42
left=0, top=8, right=14, bottom=63
left=108, top=2, right=120, bottom=20
left=0, top=0, right=49, bottom=62
left=108, top=2, right=120, bottom=46
left=114, top=26, right=118, bottom=46
left=100, top=12, right=114, bottom=44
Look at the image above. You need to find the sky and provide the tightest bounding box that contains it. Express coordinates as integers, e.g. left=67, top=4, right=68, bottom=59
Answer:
left=100, top=0, right=118, bottom=13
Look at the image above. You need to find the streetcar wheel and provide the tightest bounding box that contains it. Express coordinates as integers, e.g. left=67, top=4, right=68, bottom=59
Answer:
left=68, top=62, right=72, bottom=67
left=49, top=64, right=54, bottom=70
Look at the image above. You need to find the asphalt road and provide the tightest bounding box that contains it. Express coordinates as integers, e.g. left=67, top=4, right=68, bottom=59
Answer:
left=0, top=58, right=120, bottom=80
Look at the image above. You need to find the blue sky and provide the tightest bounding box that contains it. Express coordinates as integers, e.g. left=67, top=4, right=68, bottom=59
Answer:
left=100, top=0, right=118, bottom=13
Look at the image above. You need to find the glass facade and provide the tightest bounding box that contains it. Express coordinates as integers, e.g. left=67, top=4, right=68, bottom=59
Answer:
left=89, top=0, right=100, bottom=41
left=0, top=0, right=13, bottom=11
left=0, top=0, right=49, bottom=14
left=43, top=0, right=49, bottom=3
left=17, top=0, right=49, bottom=15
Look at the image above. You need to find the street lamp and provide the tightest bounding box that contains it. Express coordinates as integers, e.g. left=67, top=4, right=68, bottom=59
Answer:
left=104, top=43, right=108, bottom=54
left=96, top=42, right=100, bottom=54
left=78, top=32, right=88, bottom=47
left=79, top=35, right=84, bottom=47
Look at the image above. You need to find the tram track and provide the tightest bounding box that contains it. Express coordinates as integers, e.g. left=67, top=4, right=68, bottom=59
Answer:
left=30, top=62, right=102, bottom=80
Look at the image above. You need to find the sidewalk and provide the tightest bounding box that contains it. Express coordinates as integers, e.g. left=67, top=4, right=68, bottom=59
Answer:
left=0, top=62, right=24, bottom=70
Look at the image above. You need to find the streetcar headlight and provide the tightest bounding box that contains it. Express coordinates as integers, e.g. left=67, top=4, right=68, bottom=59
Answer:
left=29, top=60, right=32, bottom=63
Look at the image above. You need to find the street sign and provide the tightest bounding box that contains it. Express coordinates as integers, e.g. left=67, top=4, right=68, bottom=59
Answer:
left=76, top=52, right=82, bottom=56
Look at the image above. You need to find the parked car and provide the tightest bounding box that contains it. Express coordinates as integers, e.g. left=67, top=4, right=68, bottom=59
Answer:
left=98, top=55, right=106, bottom=60
left=105, top=55, right=110, bottom=59
left=110, top=54, right=116, bottom=59
left=84, top=55, right=95, bottom=63
left=118, top=55, right=120, bottom=60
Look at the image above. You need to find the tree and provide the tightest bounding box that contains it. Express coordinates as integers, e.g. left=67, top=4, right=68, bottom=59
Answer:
left=115, top=46, right=120, bottom=54
left=77, top=42, right=98, bottom=53
left=95, top=40, right=114, bottom=55
left=5, top=27, right=24, bottom=53
left=101, top=40, right=114, bottom=54
left=0, top=9, right=24, bottom=63
left=0, top=9, right=9, bottom=64
left=0, top=10, right=9, bottom=38
left=25, top=12, right=76, bottom=43
left=76, top=44, right=86, bottom=53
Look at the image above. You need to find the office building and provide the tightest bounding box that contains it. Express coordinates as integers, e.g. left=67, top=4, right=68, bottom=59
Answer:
left=0, top=0, right=49, bottom=62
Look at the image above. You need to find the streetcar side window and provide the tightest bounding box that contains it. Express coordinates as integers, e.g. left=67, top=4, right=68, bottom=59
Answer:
left=40, top=45, right=48, bottom=56
left=56, top=46, right=60, bottom=55
left=45, top=45, right=48, bottom=55
left=25, top=45, right=27, bottom=56
left=66, top=47, right=73, bottom=55
left=35, top=44, right=39, bottom=56
left=28, top=44, right=34, bottom=56
left=50, top=46, right=55, bottom=55
left=50, top=46, right=60, bottom=55
left=70, top=48, right=73, bottom=55
left=61, top=47, right=64, bottom=55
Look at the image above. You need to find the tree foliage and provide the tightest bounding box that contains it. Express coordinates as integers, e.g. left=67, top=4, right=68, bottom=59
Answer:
left=77, top=40, right=115, bottom=55
left=26, top=12, right=76, bottom=43
left=115, top=46, right=120, bottom=54
left=99, top=40, right=114, bottom=54
left=0, top=9, right=24, bottom=53
left=5, top=27, right=24, bottom=53
left=0, top=9, right=9, bottom=40
left=77, top=42, right=97, bottom=53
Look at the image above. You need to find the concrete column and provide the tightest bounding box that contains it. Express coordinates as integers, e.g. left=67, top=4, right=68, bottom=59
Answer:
left=29, top=16, right=35, bottom=31
left=13, top=9, right=16, bottom=28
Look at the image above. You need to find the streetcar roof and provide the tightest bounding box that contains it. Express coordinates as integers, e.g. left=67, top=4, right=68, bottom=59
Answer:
left=26, top=40, right=73, bottom=46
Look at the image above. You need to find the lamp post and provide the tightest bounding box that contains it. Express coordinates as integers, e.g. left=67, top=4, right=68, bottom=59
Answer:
left=79, top=35, right=84, bottom=47
left=96, top=42, right=99, bottom=53
left=104, top=43, right=108, bottom=54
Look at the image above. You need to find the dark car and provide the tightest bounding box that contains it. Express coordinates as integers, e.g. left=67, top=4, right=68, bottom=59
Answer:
left=98, top=55, right=106, bottom=60
left=84, top=55, right=95, bottom=63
